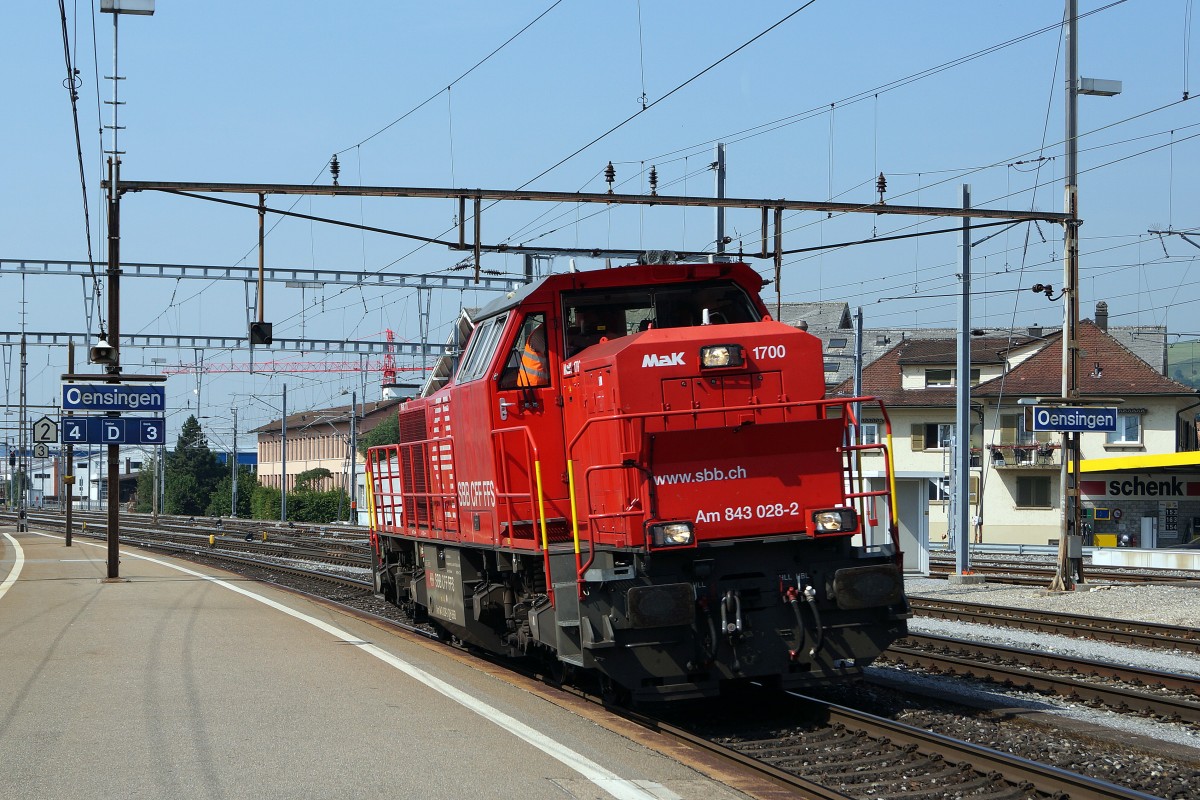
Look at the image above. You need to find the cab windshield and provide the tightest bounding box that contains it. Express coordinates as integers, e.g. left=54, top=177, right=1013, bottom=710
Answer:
left=562, top=280, right=759, bottom=357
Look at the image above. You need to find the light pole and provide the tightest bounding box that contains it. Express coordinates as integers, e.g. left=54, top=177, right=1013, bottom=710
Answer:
left=230, top=406, right=238, bottom=517
left=1051, top=0, right=1122, bottom=592
left=349, top=390, right=358, bottom=525
left=98, top=0, right=154, bottom=579
left=281, top=383, right=288, bottom=522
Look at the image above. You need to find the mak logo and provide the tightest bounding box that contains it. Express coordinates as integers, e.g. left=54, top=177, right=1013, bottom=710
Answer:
left=642, top=352, right=685, bottom=368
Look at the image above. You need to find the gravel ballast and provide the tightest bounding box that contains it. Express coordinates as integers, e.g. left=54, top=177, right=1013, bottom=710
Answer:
left=899, top=576, right=1200, bottom=752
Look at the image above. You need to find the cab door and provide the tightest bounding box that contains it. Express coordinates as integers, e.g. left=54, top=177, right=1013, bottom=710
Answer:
left=491, top=306, right=569, bottom=549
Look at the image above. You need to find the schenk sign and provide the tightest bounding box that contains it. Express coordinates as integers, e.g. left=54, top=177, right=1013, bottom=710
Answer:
left=1081, top=477, right=1200, bottom=498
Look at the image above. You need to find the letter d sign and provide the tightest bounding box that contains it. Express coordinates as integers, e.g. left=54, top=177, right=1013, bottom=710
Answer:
left=102, top=419, right=124, bottom=442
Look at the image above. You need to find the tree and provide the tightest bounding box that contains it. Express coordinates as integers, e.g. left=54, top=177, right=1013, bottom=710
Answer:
left=165, top=416, right=223, bottom=516
left=206, top=466, right=259, bottom=518
left=250, top=485, right=281, bottom=520
left=294, top=467, right=332, bottom=491
left=357, top=412, right=399, bottom=456
left=135, top=455, right=159, bottom=513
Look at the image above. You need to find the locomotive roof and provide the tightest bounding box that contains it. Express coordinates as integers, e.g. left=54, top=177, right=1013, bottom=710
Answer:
left=472, top=260, right=766, bottom=320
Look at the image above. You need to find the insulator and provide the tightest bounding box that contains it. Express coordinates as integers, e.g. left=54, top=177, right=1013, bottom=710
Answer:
left=604, top=161, right=615, bottom=194
left=876, top=172, right=887, bottom=203
left=648, top=165, right=658, bottom=196
left=330, top=154, right=340, bottom=186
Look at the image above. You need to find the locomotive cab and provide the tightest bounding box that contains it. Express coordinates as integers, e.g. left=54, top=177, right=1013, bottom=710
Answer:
left=367, top=260, right=910, bottom=702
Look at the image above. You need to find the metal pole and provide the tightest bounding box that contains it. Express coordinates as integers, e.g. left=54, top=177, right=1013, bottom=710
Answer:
left=231, top=406, right=238, bottom=517
left=106, top=156, right=122, bottom=579
left=713, top=142, right=726, bottom=261
left=1052, top=0, right=1082, bottom=592
left=257, top=193, right=266, bottom=323
left=349, top=391, right=357, bottom=525
left=157, top=444, right=163, bottom=519
left=17, top=336, right=27, bottom=533
left=281, top=383, right=288, bottom=522
left=773, top=207, right=783, bottom=320
left=150, top=448, right=158, bottom=525
left=955, top=185, right=972, bottom=576
left=65, top=341, right=74, bottom=545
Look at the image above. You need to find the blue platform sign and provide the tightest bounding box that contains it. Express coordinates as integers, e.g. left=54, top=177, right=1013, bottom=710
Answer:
left=1029, top=406, right=1118, bottom=433
left=61, top=384, right=165, bottom=412
left=61, top=417, right=166, bottom=445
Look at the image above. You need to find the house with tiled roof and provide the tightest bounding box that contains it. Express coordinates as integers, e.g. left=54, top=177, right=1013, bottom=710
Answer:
left=838, top=320, right=1198, bottom=556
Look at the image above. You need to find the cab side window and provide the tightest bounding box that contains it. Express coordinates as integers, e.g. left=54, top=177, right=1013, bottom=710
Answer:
left=499, top=313, right=550, bottom=390
left=456, top=313, right=508, bottom=384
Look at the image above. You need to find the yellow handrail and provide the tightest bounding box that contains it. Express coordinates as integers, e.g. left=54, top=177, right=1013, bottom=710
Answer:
left=533, top=459, right=554, bottom=605
left=567, top=458, right=582, bottom=596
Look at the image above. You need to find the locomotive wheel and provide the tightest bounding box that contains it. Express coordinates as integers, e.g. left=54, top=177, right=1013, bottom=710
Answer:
left=371, top=563, right=392, bottom=601
left=543, top=657, right=574, bottom=689
left=599, top=675, right=631, bottom=707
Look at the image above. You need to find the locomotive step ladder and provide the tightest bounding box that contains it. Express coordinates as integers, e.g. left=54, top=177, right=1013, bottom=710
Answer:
left=551, top=581, right=584, bottom=666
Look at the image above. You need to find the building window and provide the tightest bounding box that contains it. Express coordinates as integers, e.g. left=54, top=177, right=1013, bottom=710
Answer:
left=912, top=422, right=953, bottom=451
left=929, top=476, right=950, bottom=502
left=860, top=423, right=879, bottom=445
left=1106, top=414, right=1142, bottom=445
left=924, top=367, right=980, bottom=388
left=925, top=368, right=954, bottom=387
left=1016, top=476, right=1051, bottom=508
left=828, top=337, right=848, bottom=349
left=917, top=423, right=953, bottom=450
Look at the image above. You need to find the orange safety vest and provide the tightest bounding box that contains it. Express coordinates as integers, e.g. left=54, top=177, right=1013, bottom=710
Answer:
left=517, top=326, right=549, bottom=387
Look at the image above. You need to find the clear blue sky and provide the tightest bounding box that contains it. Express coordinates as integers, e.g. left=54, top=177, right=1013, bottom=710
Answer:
left=2, top=1, right=1197, bottom=447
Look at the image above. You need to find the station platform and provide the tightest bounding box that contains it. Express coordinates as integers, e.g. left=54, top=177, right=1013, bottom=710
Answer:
left=0, top=526, right=764, bottom=800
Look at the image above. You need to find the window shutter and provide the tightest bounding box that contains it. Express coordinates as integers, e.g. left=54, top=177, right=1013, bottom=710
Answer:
left=910, top=424, right=925, bottom=451
left=1000, top=414, right=1018, bottom=444
left=969, top=475, right=979, bottom=504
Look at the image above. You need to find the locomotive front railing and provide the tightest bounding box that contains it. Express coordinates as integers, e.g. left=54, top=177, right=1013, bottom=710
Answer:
left=369, top=433, right=459, bottom=538
left=565, top=393, right=906, bottom=589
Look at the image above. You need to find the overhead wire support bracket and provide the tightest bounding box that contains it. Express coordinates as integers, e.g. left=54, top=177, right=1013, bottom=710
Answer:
left=108, top=180, right=1072, bottom=224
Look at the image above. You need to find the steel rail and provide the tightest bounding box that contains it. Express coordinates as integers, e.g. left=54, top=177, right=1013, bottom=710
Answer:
left=814, top=698, right=1163, bottom=800
left=618, top=710, right=856, bottom=800
left=928, top=560, right=1200, bottom=586
left=911, top=597, right=1200, bottom=653
left=889, top=633, right=1200, bottom=722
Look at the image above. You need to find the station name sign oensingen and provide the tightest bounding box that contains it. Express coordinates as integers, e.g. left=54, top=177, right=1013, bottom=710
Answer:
left=1027, top=405, right=1118, bottom=433
left=61, top=383, right=165, bottom=412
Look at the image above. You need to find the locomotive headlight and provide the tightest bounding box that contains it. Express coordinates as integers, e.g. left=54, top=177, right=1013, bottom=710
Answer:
left=700, top=344, right=744, bottom=369
left=649, top=521, right=694, bottom=547
left=812, top=508, right=858, bottom=533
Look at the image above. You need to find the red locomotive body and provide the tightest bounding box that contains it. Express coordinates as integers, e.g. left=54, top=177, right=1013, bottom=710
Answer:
left=367, top=260, right=910, bottom=701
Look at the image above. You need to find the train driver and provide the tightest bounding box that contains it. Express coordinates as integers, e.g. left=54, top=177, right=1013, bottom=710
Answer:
left=516, top=319, right=550, bottom=388
left=565, top=307, right=625, bottom=356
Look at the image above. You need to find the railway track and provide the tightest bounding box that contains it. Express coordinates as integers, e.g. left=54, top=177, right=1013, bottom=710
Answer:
left=911, top=596, right=1200, bottom=654
left=884, top=631, right=1200, bottom=724
left=659, top=688, right=1166, bottom=800
left=7, top=510, right=373, bottom=569
left=928, top=558, right=1200, bottom=586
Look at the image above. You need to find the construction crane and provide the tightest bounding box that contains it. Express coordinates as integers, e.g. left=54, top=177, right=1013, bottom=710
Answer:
left=159, top=330, right=429, bottom=386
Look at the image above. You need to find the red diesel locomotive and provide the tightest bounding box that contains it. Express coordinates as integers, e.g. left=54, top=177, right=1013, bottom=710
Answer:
left=366, top=259, right=910, bottom=701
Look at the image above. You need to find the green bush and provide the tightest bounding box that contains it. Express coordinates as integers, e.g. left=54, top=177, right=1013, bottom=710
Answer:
left=248, top=485, right=350, bottom=524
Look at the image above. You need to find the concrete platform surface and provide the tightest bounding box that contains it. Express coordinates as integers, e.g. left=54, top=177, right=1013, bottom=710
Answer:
left=0, top=527, right=757, bottom=800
